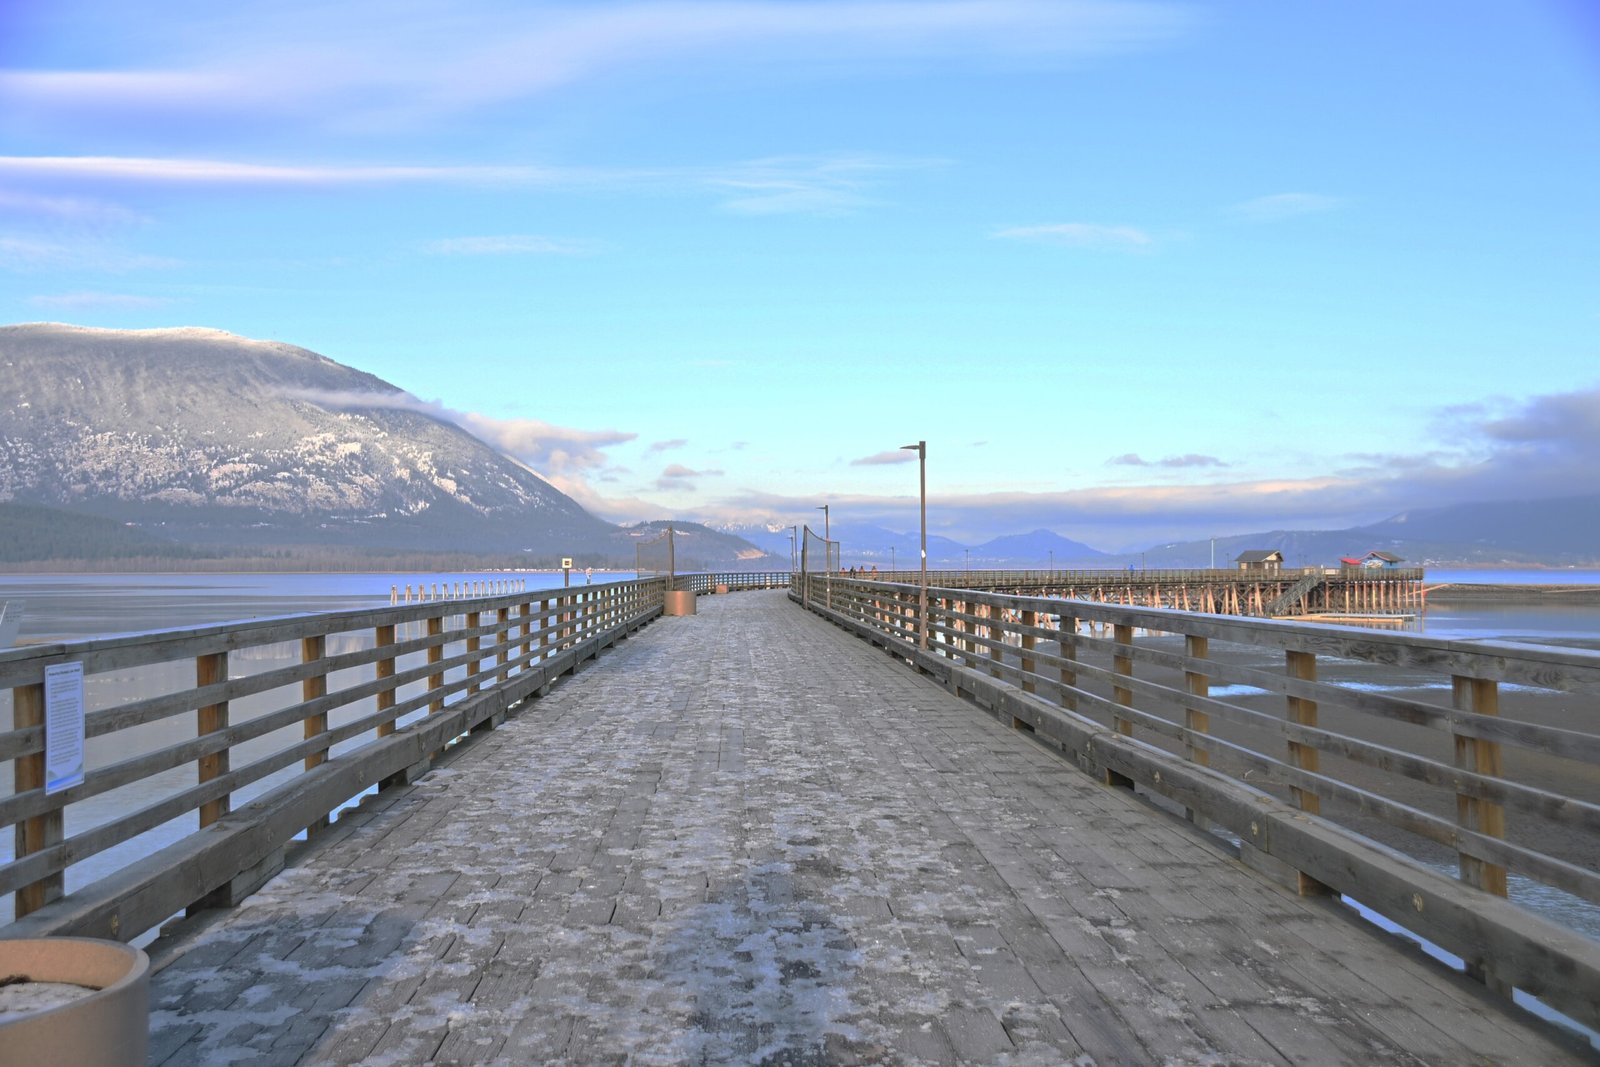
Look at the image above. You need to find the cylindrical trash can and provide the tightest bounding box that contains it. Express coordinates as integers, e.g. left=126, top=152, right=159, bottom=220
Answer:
left=663, top=590, right=697, bottom=616
left=0, top=937, right=150, bottom=1067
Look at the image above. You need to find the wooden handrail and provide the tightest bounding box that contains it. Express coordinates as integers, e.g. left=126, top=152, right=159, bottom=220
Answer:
left=1, top=577, right=670, bottom=929
left=797, top=574, right=1600, bottom=1029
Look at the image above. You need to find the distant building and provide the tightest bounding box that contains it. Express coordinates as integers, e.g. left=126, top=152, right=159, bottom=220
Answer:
left=1341, top=551, right=1406, bottom=571
left=1235, top=549, right=1284, bottom=574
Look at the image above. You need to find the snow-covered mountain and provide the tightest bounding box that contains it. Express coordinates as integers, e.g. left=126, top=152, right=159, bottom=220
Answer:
left=0, top=323, right=775, bottom=564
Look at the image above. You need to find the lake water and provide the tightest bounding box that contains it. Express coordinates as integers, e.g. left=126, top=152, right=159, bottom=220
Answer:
left=0, top=569, right=634, bottom=645
left=1422, top=568, right=1600, bottom=647
left=3, top=567, right=1597, bottom=646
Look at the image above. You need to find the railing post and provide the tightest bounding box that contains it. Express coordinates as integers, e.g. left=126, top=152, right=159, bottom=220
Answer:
left=1453, top=675, right=1508, bottom=893
left=540, top=596, right=554, bottom=663
left=427, top=614, right=445, bottom=712
left=988, top=605, right=1004, bottom=679
left=1106, top=624, right=1136, bottom=788
left=197, top=651, right=230, bottom=828
left=1285, top=650, right=1320, bottom=814
left=1020, top=610, right=1037, bottom=695
left=1057, top=614, right=1078, bottom=712
left=520, top=599, right=533, bottom=670
left=302, top=634, right=329, bottom=834
left=13, top=681, right=62, bottom=918
left=1182, top=634, right=1210, bottom=825
left=956, top=599, right=970, bottom=666
left=1183, top=635, right=1210, bottom=768
left=1284, top=649, right=1332, bottom=895
left=466, top=610, right=482, bottom=694
left=375, top=624, right=397, bottom=737
left=497, top=606, right=511, bottom=683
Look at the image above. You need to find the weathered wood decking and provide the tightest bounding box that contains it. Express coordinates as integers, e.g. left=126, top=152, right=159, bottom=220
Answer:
left=145, top=591, right=1592, bottom=1065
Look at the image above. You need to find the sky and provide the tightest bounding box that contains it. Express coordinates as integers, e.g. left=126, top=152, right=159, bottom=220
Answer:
left=1, top=1, right=1598, bottom=552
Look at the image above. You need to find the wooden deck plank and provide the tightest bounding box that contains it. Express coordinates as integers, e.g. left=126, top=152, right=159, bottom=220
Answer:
left=145, top=590, right=1597, bottom=1065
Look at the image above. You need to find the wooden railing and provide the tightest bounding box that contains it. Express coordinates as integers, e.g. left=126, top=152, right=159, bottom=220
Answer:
left=674, top=572, right=792, bottom=595
left=794, top=576, right=1600, bottom=1030
left=1, top=577, right=668, bottom=942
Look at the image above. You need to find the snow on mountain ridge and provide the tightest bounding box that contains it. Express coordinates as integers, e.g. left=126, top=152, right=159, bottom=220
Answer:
left=0, top=323, right=604, bottom=545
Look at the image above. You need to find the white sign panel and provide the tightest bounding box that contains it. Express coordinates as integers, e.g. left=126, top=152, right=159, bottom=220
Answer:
left=561, top=558, right=573, bottom=569
left=45, top=662, right=86, bottom=794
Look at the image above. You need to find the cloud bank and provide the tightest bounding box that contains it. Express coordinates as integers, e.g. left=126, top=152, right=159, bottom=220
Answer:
left=680, top=385, right=1600, bottom=549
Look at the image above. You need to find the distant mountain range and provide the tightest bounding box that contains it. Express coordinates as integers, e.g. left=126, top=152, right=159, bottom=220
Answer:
left=0, top=324, right=778, bottom=569
left=721, top=523, right=1111, bottom=569
left=1129, top=494, right=1600, bottom=570
left=722, top=495, right=1600, bottom=570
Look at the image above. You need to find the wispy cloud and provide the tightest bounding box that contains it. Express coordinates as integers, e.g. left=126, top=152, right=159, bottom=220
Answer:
left=1228, top=192, right=1342, bottom=222
left=0, top=188, right=145, bottom=225
left=0, top=156, right=561, bottom=186
left=0, top=3, right=1191, bottom=128
left=0, top=236, right=177, bottom=273
left=648, top=438, right=689, bottom=454
left=655, top=463, right=724, bottom=491
left=28, top=291, right=172, bottom=309
left=707, top=154, right=931, bottom=216
left=424, top=234, right=593, bottom=255
left=851, top=449, right=917, bottom=466
left=993, top=223, right=1153, bottom=250
left=1109, top=452, right=1228, bottom=468
left=0, top=153, right=928, bottom=218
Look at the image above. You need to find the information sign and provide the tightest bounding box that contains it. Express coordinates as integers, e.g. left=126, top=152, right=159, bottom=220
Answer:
left=44, top=661, right=86, bottom=794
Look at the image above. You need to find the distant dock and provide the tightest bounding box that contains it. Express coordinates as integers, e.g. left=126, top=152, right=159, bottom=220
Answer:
left=874, top=566, right=1426, bottom=619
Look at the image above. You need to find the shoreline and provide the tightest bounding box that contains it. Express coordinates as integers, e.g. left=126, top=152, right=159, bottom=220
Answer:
left=1425, top=583, right=1600, bottom=603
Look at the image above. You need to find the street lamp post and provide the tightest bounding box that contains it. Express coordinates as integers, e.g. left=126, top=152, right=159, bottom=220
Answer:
left=788, top=529, right=797, bottom=574
left=816, top=505, right=833, bottom=608
left=890, top=545, right=896, bottom=572
left=900, top=440, right=927, bottom=649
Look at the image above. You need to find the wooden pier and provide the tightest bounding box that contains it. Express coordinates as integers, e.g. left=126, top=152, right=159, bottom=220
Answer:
left=874, top=567, right=1427, bottom=619
left=2, top=575, right=1598, bottom=1063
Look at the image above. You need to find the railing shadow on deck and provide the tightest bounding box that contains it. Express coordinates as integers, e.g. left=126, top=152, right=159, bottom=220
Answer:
left=792, top=573, right=1600, bottom=1037
left=0, top=576, right=673, bottom=944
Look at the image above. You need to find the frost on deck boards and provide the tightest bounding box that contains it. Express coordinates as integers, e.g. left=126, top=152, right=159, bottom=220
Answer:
left=145, top=590, right=1589, bottom=1066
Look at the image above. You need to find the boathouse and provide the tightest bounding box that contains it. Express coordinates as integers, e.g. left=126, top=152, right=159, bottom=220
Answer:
left=1234, top=548, right=1284, bottom=573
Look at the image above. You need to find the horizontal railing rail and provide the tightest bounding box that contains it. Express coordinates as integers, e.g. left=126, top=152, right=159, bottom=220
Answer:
left=1, top=576, right=670, bottom=941
left=793, top=575, right=1600, bottom=1031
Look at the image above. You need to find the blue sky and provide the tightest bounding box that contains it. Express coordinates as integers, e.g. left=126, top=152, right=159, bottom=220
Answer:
left=2, top=1, right=1597, bottom=550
